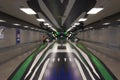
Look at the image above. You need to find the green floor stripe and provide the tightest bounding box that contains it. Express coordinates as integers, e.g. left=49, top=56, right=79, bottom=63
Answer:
left=77, top=43, right=114, bottom=80
left=29, top=42, right=55, bottom=77
left=11, top=44, right=47, bottom=80
left=70, top=43, right=90, bottom=68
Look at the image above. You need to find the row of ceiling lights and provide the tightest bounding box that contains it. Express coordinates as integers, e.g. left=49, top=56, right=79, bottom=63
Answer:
left=102, top=19, right=120, bottom=25
left=20, top=7, right=110, bottom=32
left=71, top=8, right=104, bottom=29
left=0, top=19, right=42, bottom=31
left=20, top=8, right=57, bottom=32
left=0, top=7, right=55, bottom=32
left=83, top=19, right=120, bottom=31
left=17, top=7, right=120, bottom=33
left=69, top=7, right=120, bottom=32
left=66, top=8, right=104, bottom=32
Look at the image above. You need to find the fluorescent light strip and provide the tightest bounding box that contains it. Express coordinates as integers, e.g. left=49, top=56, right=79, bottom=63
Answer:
left=0, top=20, right=6, bottom=22
left=90, top=27, right=93, bottom=29
left=78, top=18, right=87, bottom=22
left=13, top=23, right=20, bottom=26
left=31, top=27, right=34, bottom=29
left=72, top=25, right=76, bottom=27
left=24, top=26, right=29, bottom=28
left=84, top=28, right=89, bottom=30
left=51, top=27, right=57, bottom=32
left=20, top=8, right=36, bottom=15
left=74, top=23, right=80, bottom=25
left=44, top=23, right=49, bottom=26
left=87, top=8, right=103, bottom=14
left=117, top=19, right=120, bottom=22
left=48, top=25, right=52, bottom=27
left=67, top=27, right=73, bottom=32
left=37, top=19, right=45, bottom=22
left=35, top=29, right=39, bottom=30
left=102, top=23, right=110, bottom=25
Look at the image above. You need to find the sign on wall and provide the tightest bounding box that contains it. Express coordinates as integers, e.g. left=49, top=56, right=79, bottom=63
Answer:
left=16, top=28, right=20, bottom=44
left=0, top=26, right=5, bottom=39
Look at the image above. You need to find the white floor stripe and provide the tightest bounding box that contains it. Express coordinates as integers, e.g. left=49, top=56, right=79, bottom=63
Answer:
left=30, top=42, right=58, bottom=80
left=78, top=57, right=96, bottom=80
left=24, top=43, right=53, bottom=79
left=75, top=58, right=87, bottom=80
left=29, top=60, right=42, bottom=80
left=29, top=50, right=51, bottom=80
left=69, top=41, right=100, bottom=78
left=38, top=59, right=50, bottom=80
left=77, top=48, right=100, bottom=78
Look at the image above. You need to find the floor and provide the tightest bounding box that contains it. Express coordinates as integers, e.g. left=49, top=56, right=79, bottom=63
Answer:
left=81, top=41, right=120, bottom=79
left=0, top=42, right=119, bottom=80
left=0, top=48, right=36, bottom=80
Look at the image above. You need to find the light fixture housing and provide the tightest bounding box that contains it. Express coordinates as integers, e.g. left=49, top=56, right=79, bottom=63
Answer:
left=87, top=8, right=103, bottom=14
left=20, top=8, right=36, bottom=15
left=37, top=18, right=45, bottom=22
left=78, top=18, right=87, bottom=22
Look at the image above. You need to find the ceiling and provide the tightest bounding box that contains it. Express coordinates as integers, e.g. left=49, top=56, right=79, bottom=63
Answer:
left=0, top=0, right=120, bottom=32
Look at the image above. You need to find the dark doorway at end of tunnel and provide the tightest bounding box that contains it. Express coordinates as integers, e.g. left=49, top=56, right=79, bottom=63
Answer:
left=58, top=46, right=66, bottom=49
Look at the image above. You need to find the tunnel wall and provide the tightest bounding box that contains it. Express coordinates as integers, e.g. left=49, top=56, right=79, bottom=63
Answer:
left=0, top=27, right=44, bottom=64
left=20, top=29, right=42, bottom=43
left=76, top=25, right=120, bottom=60
left=0, top=28, right=16, bottom=48
left=0, top=28, right=42, bottom=48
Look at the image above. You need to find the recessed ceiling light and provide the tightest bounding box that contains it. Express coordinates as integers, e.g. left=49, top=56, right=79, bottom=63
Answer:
left=72, top=25, right=76, bottom=27
left=20, top=8, right=36, bottom=15
left=78, top=18, right=87, bottom=22
left=87, top=8, right=103, bottom=14
left=44, top=23, right=49, bottom=26
left=84, top=28, right=89, bottom=30
left=13, top=23, right=20, bottom=26
left=102, top=23, right=110, bottom=25
left=31, top=27, right=34, bottom=29
left=74, top=23, right=80, bottom=25
left=48, top=25, right=52, bottom=27
left=37, top=18, right=45, bottom=22
left=90, top=27, right=93, bottom=29
left=35, top=28, right=39, bottom=30
left=24, top=26, right=29, bottom=28
left=0, top=20, right=6, bottom=22
left=117, top=19, right=120, bottom=22
left=38, top=29, right=41, bottom=31
left=67, top=27, right=73, bottom=32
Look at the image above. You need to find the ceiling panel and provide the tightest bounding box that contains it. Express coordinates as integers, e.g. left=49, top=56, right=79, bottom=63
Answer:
left=0, top=0, right=119, bottom=32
